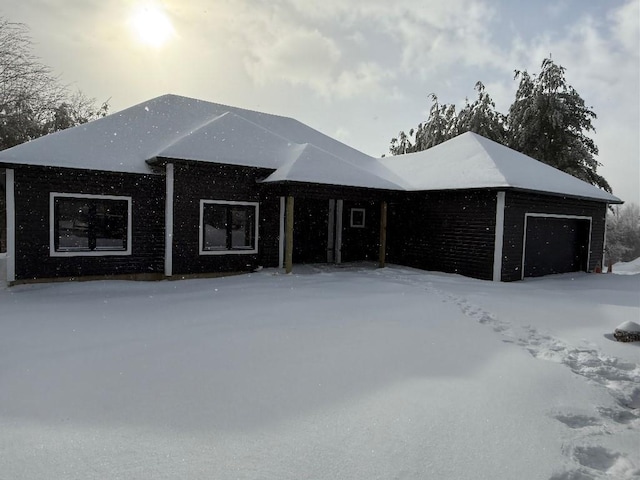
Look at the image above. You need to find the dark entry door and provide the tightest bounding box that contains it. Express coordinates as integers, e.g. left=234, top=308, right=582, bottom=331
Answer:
left=523, top=216, right=590, bottom=278
left=293, top=198, right=329, bottom=263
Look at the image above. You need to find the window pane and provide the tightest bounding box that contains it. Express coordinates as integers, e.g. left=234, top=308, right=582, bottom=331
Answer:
left=54, top=196, right=128, bottom=252
left=230, top=206, right=255, bottom=249
left=203, top=204, right=228, bottom=250
left=94, top=200, right=128, bottom=250
left=56, top=198, right=90, bottom=250
left=351, top=208, right=365, bottom=228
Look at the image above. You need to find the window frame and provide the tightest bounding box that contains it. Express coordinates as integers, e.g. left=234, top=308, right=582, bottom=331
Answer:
left=350, top=207, right=366, bottom=228
left=49, top=192, right=132, bottom=257
left=199, top=200, right=259, bottom=255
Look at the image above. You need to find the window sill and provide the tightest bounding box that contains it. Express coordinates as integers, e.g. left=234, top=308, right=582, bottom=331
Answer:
left=50, top=250, right=132, bottom=257
left=199, top=249, right=258, bottom=256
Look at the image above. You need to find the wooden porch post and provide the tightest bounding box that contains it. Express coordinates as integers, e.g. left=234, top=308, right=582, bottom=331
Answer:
left=285, top=195, right=294, bottom=273
left=379, top=200, right=387, bottom=268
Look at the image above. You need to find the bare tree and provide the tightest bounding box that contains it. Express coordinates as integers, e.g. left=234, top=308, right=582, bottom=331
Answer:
left=0, top=17, right=108, bottom=150
left=606, top=203, right=640, bottom=264
left=0, top=19, right=64, bottom=148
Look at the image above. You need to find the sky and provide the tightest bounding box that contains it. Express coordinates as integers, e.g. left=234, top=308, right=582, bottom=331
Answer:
left=2, top=0, right=639, bottom=203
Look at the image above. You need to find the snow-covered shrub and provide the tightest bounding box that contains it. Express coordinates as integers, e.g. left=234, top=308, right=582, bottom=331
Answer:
left=606, top=203, right=640, bottom=264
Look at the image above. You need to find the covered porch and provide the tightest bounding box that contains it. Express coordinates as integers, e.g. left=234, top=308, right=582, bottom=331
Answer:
left=265, top=184, right=392, bottom=273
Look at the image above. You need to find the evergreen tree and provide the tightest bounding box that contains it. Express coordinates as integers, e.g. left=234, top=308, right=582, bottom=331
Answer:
left=390, top=94, right=457, bottom=155
left=455, top=82, right=506, bottom=143
left=507, top=58, right=610, bottom=191
left=390, top=84, right=504, bottom=155
left=389, top=58, right=611, bottom=193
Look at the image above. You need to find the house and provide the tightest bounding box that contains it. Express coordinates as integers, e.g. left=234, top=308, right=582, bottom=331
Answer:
left=0, top=94, right=622, bottom=286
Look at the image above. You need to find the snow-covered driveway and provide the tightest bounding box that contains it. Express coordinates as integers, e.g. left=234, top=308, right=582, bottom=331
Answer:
left=1, top=265, right=638, bottom=479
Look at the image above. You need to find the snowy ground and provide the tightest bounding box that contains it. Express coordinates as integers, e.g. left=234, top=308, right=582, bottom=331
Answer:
left=1, top=265, right=639, bottom=480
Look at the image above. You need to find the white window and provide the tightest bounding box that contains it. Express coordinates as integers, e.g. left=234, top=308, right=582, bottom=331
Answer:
left=50, top=193, right=132, bottom=257
left=200, top=200, right=259, bottom=255
left=350, top=208, right=366, bottom=228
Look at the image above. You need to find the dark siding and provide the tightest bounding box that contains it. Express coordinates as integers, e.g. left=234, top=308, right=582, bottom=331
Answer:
left=14, top=166, right=164, bottom=280
left=501, top=192, right=607, bottom=281
left=171, top=162, right=277, bottom=275
left=278, top=182, right=393, bottom=202
left=387, top=190, right=497, bottom=280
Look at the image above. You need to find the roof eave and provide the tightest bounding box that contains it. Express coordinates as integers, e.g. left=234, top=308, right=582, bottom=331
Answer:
left=503, top=186, right=623, bottom=204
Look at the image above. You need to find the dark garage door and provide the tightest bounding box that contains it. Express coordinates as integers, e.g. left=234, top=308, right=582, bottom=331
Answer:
left=524, top=216, right=590, bottom=278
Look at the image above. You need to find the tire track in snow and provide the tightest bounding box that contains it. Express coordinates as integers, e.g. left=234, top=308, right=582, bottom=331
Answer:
left=377, top=269, right=640, bottom=479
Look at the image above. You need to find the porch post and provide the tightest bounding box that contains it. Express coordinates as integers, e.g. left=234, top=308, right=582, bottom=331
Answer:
left=492, top=191, right=506, bottom=282
left=335, top=200, right=343, bottom=264
left=6, top=169, right=15, bottom=283
left=285, top=195, right=294, bottom=273
left=278, top=196, right=285, bottom=269
left=164, top=163, right=174, bottom=277
left=379, top=200, right=388, bottom=268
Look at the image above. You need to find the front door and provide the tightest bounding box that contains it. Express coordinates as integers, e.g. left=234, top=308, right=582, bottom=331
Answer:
left=292, top=198, right=330, bottom=264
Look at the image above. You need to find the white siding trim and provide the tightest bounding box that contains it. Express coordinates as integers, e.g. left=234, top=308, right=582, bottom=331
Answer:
left=164, top=163, right=174, bottom=277
left=335, top=200, right=343, bottom=264
left=521, top=213, right=593, bottom=280
left=602, top=205, right=609, bottom=270
left=49, top=192, right=132, bottom=257
left=492, top=191, right=505, bottom=282
left=6, top=169, right=15, bottom=282
left=199, top=199, right=260, bottom=255
left=278, top=196, right=285, bottom=268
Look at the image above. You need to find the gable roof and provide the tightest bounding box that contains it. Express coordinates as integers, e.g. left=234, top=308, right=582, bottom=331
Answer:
left=0, top=94, right=621, bottom=203
left=379, top=132, right=621, bottom=203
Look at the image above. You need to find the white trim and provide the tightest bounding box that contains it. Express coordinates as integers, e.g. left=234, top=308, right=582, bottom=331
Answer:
left=327, top=199, right=336, bottom=263
left=278, top=196, right=285, bottom=268
left=199, top=199, right=259, bottom=255
left=521, top=213, right=593, bottom=280
left=492, top=191, right=505, bottom=282
left=6, top=169, right=15, bottom=282
left=164, top=163, right=174, bottom=277
left=602, top=205, right=609, bottom=269
left=335, top=200, right=343, bottom=264
left=525, top=213, right=593, bottom=220
left=350, top=207, right=366, bottom=228
left=49, top=192, right=132, bottom=257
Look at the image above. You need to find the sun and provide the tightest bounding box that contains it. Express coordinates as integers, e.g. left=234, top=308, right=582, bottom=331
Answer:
left=129, top=4, right=175, bottom=48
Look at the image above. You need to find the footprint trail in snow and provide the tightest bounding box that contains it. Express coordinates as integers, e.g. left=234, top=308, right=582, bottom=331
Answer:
left=378, top=270, right=640, bottom=480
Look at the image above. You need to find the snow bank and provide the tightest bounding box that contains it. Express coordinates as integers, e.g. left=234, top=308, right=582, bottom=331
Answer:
left=0, top=266, right=638, bottom=479
left=613, top=257, right=640, bottom=275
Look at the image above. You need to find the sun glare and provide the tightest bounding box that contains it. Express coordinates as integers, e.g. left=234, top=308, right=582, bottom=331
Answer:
left=130, top=4, right=175, bottom=48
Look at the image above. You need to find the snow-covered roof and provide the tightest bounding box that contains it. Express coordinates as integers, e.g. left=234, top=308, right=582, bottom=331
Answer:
left=0, top=94, right=620, bottom=202
left=379, top=132, right=621, bottom=203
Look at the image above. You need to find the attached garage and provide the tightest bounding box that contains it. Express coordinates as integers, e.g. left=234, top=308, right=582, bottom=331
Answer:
left=522, top=214, right=591, bottom=277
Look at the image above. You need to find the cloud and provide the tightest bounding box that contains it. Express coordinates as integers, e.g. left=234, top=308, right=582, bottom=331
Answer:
left=609, top=0, right=640, bottom=54
left=244, top=27, right=342, bottom=92
left=212, top=0, right=503, bottom=99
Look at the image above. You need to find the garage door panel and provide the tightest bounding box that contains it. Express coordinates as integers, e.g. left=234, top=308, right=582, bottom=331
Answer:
left=524, top=217, right=590, bottom=278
